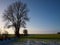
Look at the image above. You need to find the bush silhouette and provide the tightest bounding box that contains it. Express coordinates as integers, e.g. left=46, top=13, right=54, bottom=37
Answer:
left=57, top=32, right=60, bottom=34
left=2, top=31, right=8, bottom=40
left=23, top=29, right=28, bottom=36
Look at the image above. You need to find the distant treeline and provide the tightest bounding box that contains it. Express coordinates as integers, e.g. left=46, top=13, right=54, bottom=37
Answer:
left=57, top=32, right=60, bottom=34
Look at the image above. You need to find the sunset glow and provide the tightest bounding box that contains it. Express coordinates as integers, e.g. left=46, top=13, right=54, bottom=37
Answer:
left=0, top=0, right=60, bottom=34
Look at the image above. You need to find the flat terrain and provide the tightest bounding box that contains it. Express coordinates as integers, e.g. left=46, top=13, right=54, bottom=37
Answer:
left=0, top=34, right=60, bottom=45
left=12, top=39, right=60, bottom=45
left=20, top=34, right=60, bottom=39
left=0, top=34, right=60, bottom=39
left=0, top=39, right=60, bottom=45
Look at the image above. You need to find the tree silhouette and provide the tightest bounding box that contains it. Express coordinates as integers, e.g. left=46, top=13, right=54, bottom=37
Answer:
left=3, top=1, right=29, bottom=37
left=57, top=32, right=60, bottom=34
left=23, top=29, right=28, bottom=36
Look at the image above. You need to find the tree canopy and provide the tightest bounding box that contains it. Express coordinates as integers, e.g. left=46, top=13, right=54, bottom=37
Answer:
left=3, top=1, right=29, bottom=37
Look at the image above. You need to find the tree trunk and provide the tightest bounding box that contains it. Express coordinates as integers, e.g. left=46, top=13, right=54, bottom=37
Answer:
left=15, top=27, right=20, bottom=38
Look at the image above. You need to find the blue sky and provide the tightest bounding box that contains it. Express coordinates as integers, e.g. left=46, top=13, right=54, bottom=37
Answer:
left=0, top=0, right=60, bottom=34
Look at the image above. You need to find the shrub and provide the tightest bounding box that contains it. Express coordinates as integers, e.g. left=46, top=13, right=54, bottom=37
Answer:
left=23, top=29, right=28, bottom=36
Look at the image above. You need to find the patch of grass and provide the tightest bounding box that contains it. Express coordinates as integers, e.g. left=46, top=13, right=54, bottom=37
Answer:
left=26, top=34, right=60, bottom=39
left=0, top=34, right=60, bottom=41
left=16, top=34, right=60, bottom=42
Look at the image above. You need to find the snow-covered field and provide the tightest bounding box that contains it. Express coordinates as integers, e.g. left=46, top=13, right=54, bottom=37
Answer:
left=0, top=39, right=60, bottom=45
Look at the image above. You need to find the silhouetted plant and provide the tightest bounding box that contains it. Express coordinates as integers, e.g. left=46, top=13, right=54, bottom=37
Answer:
left=57, top=32, right=60, bottom=34
left=0, top=30, right=2, bottom=40
left=0, top=30, right=1, bottom=35
left=2, top=31, right=8, bottom=40
left=23, top=29, right=28, bottom=36
left=3, top=1, right=29, bottom=37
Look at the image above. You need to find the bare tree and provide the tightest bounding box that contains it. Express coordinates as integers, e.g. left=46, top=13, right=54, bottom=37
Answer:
left=3, top=1, right=29, bottom=37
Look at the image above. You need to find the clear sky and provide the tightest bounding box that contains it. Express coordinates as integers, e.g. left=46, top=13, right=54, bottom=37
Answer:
left=0, top=0, right=60, bottom=34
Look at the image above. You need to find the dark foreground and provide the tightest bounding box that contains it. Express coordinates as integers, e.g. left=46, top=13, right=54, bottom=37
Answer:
left=0, top=34, right=60, bottom=45
left=0, top=39, right=60, bottom=45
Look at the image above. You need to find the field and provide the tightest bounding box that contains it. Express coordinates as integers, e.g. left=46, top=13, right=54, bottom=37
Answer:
left=0, top=34, right=60, bottom=45
left=20, top=34, right=60, bottom=39
left=0, top=34, right=60, bottom=40
left=15, top=34, right=60, bottom=45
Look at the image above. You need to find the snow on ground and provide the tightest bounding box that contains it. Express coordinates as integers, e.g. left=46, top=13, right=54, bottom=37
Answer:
left=0, top=39, right=60, bottom=45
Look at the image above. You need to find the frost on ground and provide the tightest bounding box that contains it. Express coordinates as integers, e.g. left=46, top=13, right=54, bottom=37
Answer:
left=0, top=39, right=60, bottom=45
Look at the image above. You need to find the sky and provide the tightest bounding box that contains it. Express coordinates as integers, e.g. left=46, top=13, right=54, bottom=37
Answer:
left=0, top=0, right=60, bottom=34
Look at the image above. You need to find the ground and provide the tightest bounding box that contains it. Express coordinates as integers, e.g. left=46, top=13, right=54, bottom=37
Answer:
left=0, top=34, right=60, bottom=45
